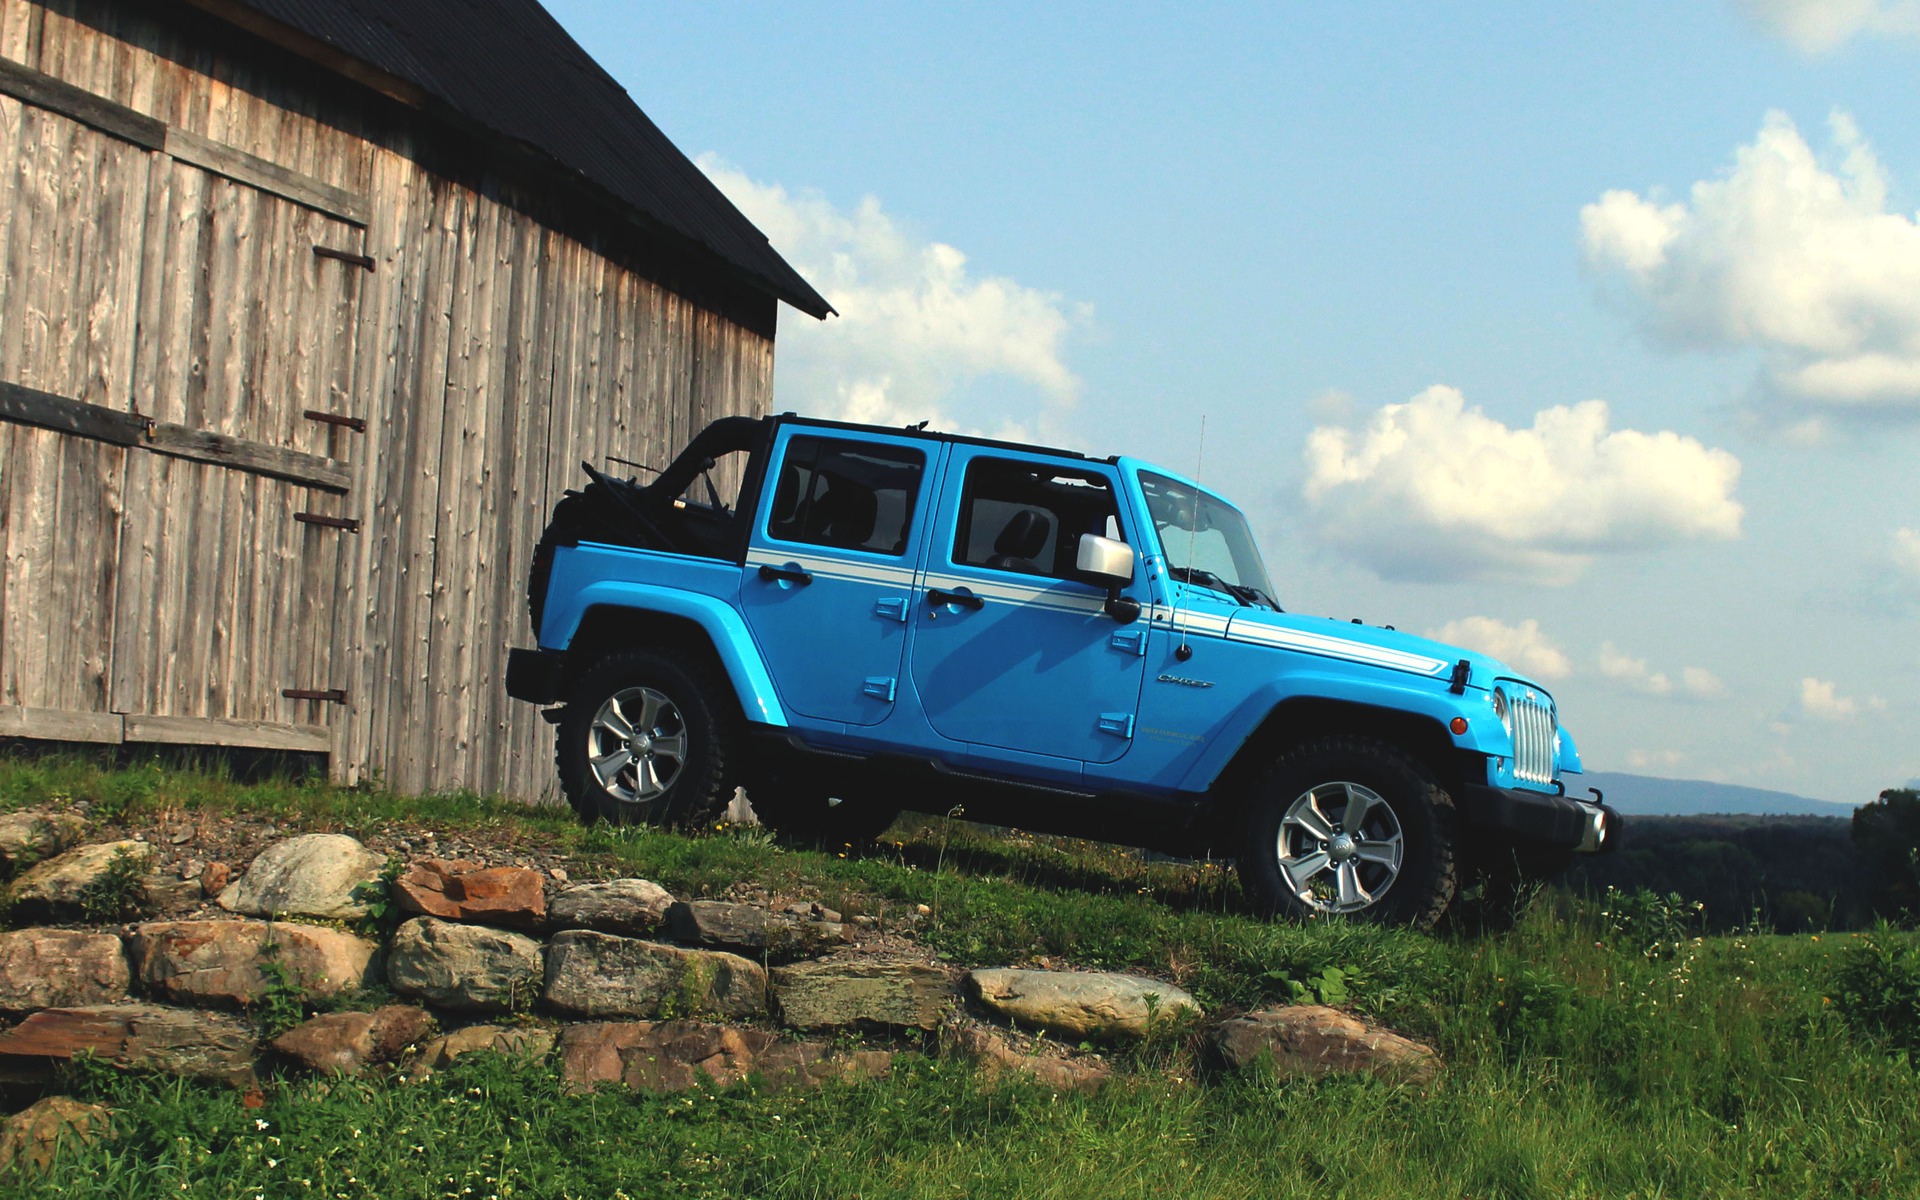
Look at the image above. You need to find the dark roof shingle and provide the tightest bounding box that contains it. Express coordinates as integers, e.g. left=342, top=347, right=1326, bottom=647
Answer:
left=208, top=0, right=831, bottom=318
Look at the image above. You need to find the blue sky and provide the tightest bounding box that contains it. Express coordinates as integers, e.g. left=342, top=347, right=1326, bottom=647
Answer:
left=546, top=0, right=1920, bottom=805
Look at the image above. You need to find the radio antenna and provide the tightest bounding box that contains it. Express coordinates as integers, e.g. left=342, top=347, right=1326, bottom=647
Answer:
left=1170, top=416, right=1206, bottom=662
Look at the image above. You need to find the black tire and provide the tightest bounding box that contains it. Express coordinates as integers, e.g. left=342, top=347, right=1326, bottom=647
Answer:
left=1236, top=735, right=1458, bottom=929
left=748, top=776, right=901, bottom=849
left=556, top=648, right=735, bottom=828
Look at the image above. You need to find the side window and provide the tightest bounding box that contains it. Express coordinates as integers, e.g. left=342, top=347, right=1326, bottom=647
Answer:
left=766, top=436, right=925, bottom=556
left=954, top=458, right=1122, bottom=579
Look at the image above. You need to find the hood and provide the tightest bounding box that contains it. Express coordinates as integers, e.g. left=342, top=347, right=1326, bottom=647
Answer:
left=1221, top=608, right=1534, bottom=694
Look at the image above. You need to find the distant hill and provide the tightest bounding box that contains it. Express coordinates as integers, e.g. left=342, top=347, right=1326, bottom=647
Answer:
left=1576, top=771, right=1857, bottom=818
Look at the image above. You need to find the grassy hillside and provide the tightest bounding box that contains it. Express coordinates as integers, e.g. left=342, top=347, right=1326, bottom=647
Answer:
left=3, top=757, right=1918, bottom=1199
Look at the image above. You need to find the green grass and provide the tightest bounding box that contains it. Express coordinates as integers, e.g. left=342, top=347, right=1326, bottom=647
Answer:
left=4, top=757, right=1919, bottom=1198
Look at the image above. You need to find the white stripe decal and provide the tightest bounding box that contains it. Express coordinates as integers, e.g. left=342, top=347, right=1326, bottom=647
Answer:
left=1228, top=623, right=1448, bottom=673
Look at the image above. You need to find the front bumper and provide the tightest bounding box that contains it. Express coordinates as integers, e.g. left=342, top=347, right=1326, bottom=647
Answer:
left=1461, top=784, right=1619, bottom=853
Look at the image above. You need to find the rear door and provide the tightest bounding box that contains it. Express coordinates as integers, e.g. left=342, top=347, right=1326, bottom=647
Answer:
left=740, top=429, right=935, bottom=726
left=906, top=449, right=1151, bottom=764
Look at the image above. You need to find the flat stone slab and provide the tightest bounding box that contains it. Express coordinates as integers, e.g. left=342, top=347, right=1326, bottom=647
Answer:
left=969, top=968, right=1202, bottom=1041
left=0, top=929, right=130, bottom=1013
left=1213, top=1004, right=1440, bottom=1084
left=272, top=1006, right=435, bottom=1076
left=666, top=900, right=847, bottom=958
left=953, top=1025, right=1111, bottom=1093
left=771, top=956, right=958, bottom=1031
left=394, top=859, right=546, bottom=928
left=543, top=930, right=766, bottom=1020
left=549, top=879, right=676, bottom=935
left=405, top=1024, right=556, bottom=1080
left=6, top=840, right=153, bottom=919
left=557, top=1020, right=890, bottom=1094
left=386, top=917, right=543, bottom=1012
left=128, top=920, right=379, bottom=1007
left=0, top=1004, right=257, bottom=1085
left=219, top=834, right=386, bottom=919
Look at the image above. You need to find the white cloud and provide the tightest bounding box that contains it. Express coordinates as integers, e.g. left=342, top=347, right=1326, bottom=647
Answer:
left=1583, top=111, right=1920, bottom=415
left=1799, top=676, right=1886, bottom=719
left=698, top=156, right=1087, bottom=439
left=1426, top=617, right=1573, bottom=680
left=1302, top=386, right=1743, bottom=584
left=1736, top=0, right=1920, bottom=53
left=1894, top=527, right=1920, bottom=582
left=1627, top=748, right=1689, bottom=771
left=1598, top=643, right=1727, bottom=699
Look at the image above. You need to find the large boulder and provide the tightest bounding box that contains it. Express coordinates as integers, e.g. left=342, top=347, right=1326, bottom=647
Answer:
left=393, top=859, right=546, bottom=928
left=0, top=1096, right=112, bottom=1176
left=543, top=930, right=765, bottom=1020
left=952, top=1026, right=1112, bottom=1093
left=968, top=968, right=1202, bottom=1041
left=666, top=900, right=847, bottom=958
left=1212, top=1005, right=1440, bottom=1084
left=0, top=1004, right=257, bottom=1084
left=404, top=1024, right=556, bottom=1081
left=0, top=929, right=131, bottom=1013
left=386, top=918, right=542, bottom=1012
left=127, top=921, right=379, bottom=1007
left=771, top=956, right=957, bottom=1031
left=556, top=1020, right=890, bottom=1094
left=549, top=879, right=675, bottom=935
left=271, top=1006, right=435, bottom=1075
left=0, top=809, right=87, bottom=875
left=219, top=834, right=386, bottom=919
left=5, top=840, right=152, bottom=919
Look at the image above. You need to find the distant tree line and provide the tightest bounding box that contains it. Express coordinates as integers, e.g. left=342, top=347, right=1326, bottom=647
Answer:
left=1554, top=789, right=1920, bottom=933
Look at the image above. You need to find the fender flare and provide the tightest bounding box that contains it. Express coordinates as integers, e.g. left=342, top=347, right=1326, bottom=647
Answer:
left=541, top=579, right=788, bottom=727
left=1178, top=669, right=1488, bottom=794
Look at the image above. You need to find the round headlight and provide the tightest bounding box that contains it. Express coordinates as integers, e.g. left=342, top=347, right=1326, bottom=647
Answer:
left=1491, top=687, right=1511, bottom=734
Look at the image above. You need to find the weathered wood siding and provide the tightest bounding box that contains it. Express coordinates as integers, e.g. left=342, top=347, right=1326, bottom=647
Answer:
left=0, top=0, right=777, bottom=798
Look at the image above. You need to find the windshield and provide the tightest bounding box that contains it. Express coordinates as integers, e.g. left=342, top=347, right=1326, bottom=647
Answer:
left=1139, top=472, right=1279, bottom=608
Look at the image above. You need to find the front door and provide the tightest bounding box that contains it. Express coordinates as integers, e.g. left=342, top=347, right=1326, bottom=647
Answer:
left=907, top=449, right=1151, bottom=764
left=740, top=429, right=935, bottom=726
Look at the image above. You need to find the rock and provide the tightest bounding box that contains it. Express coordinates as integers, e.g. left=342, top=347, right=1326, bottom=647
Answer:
left=386, top=918, right=542, bottom=1012
left=0, top=1096, right=111, bottom=1175
left=667, top=900, right=849, bottom=958
left=1212, top=1005, right=1440, bottom=1084
left=0, top=809, right=87, bottom=874
left=968, top=968, right=1202, bottom=1041
left=5, top=840, right=152, bottom=919
left=271, top=1006, right=435, bottom=1075
left=199, top=862, right=230, bottom=897
left=548, top=867, right=568, bottom=884
left=771, top=957, right=957, bottom=1031
left=0, top=1004, right=257, bottom=1084
left=393, top=859, right=546, bottom=928
left=405, top=1024, right=556, bottom=1080
left=138, top=874, right=203, bottom=912
left=549, top=879, right=675, bottom=935
left=543, top=930, right=766, bottom=1020
left=218, top=834, right=386, bottom=919
left=953, top=1026, right=1111, bottom=1093
left=0, top=929, right=131, bottom=1013
left=128, top=921, right=379, bottom=1007
left=556, top=1020, right=890, bottom=1094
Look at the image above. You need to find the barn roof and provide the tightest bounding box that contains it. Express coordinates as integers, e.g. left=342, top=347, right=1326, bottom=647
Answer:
left=193, top=0, right=833, bottom=320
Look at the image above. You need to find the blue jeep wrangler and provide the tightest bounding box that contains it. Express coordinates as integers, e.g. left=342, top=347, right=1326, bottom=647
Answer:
left=508, top=415, right=1616, bottom=927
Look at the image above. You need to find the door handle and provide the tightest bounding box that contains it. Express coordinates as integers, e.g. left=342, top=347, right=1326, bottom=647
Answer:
left=757, top=564, right=813, bottom=586
left=926, top=587, right=984, bottom=611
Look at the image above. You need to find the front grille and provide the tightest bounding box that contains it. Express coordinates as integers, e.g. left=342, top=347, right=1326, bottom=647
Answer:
left=1509, top=690, right=1557, bottom=786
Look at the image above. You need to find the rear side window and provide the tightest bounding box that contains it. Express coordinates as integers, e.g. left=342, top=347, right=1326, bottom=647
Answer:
left=766, top=436, right=925, bottom=556
left=953, top=458, right=1122, bottom=579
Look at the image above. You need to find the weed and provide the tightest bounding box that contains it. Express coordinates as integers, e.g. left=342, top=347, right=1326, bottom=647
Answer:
left=80, top=845, right=151, bottom=923
left=253, top=936, right=310, bottom=1039
left=1831, top=924, right=1920, bottom=1054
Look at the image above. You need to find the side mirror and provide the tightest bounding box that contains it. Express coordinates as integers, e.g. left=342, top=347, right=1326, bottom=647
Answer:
left=1076, top=535, right=1141, bottom=624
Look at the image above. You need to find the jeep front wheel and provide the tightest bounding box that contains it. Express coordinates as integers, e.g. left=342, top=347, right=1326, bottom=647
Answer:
left=1237, top=736, right=1457, bottom=929
left=556, top=649, right=734, bottom=828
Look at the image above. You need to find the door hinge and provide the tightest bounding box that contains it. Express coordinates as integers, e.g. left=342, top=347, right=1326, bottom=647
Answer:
left=1109, top=628, right=1148, bottom=657
left=1097, top=712, right=1135, bottom=739
left=873, top=597, right=909, bottom=623
left=282, top=688, right=347, bottom=704
left=862, top=676, right=898, bottom=702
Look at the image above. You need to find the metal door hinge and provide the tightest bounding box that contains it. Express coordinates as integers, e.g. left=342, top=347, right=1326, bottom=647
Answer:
left=283, top=688, right=347, bottom=704
left=862, top=676, right=898, bottom=702
left=1097, top=712, right=1135, bottom=739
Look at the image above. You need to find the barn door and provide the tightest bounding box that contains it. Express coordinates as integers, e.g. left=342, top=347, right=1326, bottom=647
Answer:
left=107, top=157, right=366, bottom=747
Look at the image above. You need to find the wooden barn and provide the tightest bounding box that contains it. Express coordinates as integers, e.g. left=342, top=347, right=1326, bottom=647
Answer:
left=0, top=0, right=830, bottom=799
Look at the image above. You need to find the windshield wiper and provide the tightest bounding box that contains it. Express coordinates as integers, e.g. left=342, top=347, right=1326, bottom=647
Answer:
left=1168, top=566, right=1282, bottom=611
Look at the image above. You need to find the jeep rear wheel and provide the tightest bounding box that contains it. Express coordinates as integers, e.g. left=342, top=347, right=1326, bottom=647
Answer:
left=1238, top=736, right=1457, bottom=929
left=557, top=649, right=735, bottom=828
